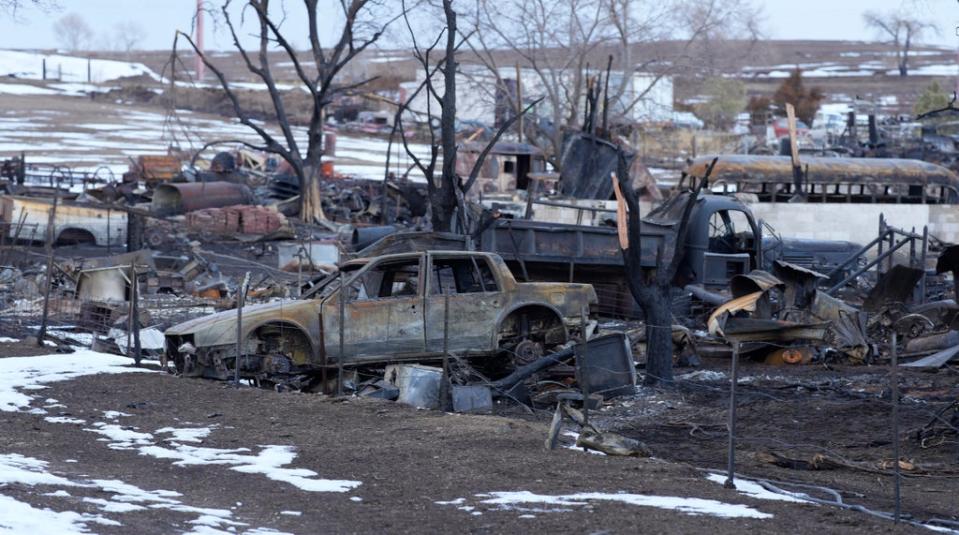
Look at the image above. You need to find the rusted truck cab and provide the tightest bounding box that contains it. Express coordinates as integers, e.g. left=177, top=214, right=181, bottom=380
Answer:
left=165, top=251, right=597, bottom=380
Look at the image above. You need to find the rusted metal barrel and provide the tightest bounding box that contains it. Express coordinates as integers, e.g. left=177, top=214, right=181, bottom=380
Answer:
left=151, top=182, right=254, bottom=216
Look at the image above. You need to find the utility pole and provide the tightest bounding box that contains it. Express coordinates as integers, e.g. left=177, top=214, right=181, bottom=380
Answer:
left=195, top=0, right=205, bottom=81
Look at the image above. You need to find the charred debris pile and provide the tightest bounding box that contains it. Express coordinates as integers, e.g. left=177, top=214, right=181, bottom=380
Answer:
left=0, top=138, right=958, bottom=423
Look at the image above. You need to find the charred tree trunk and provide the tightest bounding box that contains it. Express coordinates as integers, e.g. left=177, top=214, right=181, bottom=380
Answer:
left=432, top=0, right=459, bottom=232
left=613, top=154, right=715, bottom=386
left=638, top=283, right=674, bottom=384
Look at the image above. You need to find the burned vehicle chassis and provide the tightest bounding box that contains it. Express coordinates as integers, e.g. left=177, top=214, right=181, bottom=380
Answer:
left=165, top=251, right=597, bottom=386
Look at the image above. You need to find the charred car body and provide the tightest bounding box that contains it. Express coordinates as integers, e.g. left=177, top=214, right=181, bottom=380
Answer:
left=165, top=251, right=597, bottom=381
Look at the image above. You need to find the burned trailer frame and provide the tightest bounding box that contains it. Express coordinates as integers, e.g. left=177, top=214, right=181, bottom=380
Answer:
left=687, top=154, right=959, bottom=204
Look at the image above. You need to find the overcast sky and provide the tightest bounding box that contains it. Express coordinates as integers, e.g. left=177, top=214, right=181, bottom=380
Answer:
left=0, top=0, right=956, bottom=51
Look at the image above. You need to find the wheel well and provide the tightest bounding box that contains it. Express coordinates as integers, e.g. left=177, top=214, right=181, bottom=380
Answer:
left=56, top=228, right=96, bottom=245
left=496, top=305, right=567, bottom=347
left=249, top=322, right=314, bottom=366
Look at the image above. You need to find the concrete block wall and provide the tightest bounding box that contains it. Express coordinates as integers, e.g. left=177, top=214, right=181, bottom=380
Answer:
left=746, top=203, right=947, bottom=245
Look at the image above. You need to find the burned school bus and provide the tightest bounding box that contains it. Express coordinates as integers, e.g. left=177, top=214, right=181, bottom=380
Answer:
left=687, top=155, right=959, bottom=204
left=165, top=251, right=597, bottom=380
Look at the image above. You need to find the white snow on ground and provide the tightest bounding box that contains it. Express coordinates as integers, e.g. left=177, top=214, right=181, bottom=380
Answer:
left=0, top=350, right=150, bottom=412
left=0, top=493, right=111, bottom=534
left=84, top=422, right=155, bottom=450
left=43, top=416, right=85, bottom=425
left=156, top=426, right=214, bottom=443
left=0, top=452, right=275, bottom=533
left=0, top=103, right=436, bottom=182
left=78, top=418, right=360, bottom=493
left=705, top=473, right=811, bottom=503
left=137, top=442, right=361, bottom=493
left=45, top=330, right=95, bottom=346
left=0, top=49, right=157, bottom=83
left=436, top=491, right=773, bottom=519
left=0, top=83, right=59, bottom=95
left=0, top=337, right=18, bottom=343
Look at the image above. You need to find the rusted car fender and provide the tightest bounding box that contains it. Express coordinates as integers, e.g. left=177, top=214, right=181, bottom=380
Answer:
left=490, top=301, right=570, bottom=348
left=239, top=318, right=318, bottom=358
left=167, top=301, right=318, bottom=351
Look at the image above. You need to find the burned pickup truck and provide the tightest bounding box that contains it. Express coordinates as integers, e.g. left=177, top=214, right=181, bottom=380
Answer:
left=165, top=251, right=597, bottom=381
left=360, top=192, right=863, bottom=317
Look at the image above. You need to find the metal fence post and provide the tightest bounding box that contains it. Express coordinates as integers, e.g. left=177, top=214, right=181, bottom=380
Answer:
left=234, top=272, right=250, bottom=387
left=891, top=331, right=901, bottom=522
left=725, top=341, right=740, bottom=489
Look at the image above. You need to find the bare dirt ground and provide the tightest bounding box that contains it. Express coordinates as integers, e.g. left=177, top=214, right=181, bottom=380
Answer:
left=0, top=340, right=940, bottom=534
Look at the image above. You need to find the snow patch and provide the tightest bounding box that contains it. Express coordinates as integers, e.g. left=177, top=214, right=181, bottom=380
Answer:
left=0, top=350, right=150, bottom=412
left=438, top=490, right=773, bottom=519
left=705, top=473, right=811, bottom=503
left=0, top=452, right=278, bottom=533
left=0, top=83, right=59, bottom=95
left=138, top=443, right=361, bottom=493
left=84, top=422, right=153, bottom=450
left=0, top=50, right=157, bottom=83
left=44, top=416, right=85, bottom=425
left=156, top=426, right=214, bottom=443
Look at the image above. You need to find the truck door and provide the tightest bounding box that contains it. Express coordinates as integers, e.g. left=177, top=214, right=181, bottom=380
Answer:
left=424, top=254, right=502, bottom=354
left=321, top=256, right=426, bottom=362
left=703, top=209, right=753, bottom=289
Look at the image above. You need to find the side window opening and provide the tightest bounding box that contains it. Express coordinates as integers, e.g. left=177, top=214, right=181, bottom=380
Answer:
left=430, top=257, right=499, bottom=295
left=345, top=259, right=420, bottom=301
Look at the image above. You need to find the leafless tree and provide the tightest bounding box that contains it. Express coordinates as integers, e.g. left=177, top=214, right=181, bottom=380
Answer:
left=113, top=21, right=145, bottom=56
left=393, top=0, right=539, bottom=232
left=0, top=0, right=54, bottom=16
left=173, top=0, right=403, bottom=224
left=863, top=9, right=936, bottom=77
left=463, top=0, right=762, bottom=168
left=53, top=12, right=92, bottom=51
left=613, top=156, right=714, bottom=385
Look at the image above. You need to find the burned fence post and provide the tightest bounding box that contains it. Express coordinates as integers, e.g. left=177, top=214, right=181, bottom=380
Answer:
left=234, top=272, right=250, bottom=387
left=725, top=341, right=741, bottom=489
left=440, top=291, right=451, bottom=412
left=131, top=263, right=141, bottom=366
left=891, top=331, right=902, bottom=522
left=337, top=270, right=346, bottom=397
left=578, top=309, right=590, bottom=430
left=920, top=226, right=928, bottom=304
left=36, top=190, right=59, bottom=347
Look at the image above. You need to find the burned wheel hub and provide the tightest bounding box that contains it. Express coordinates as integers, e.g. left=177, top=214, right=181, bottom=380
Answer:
left=513, top=339, right=544, bottom=366
left=262, top=354, right=293, bottom=374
